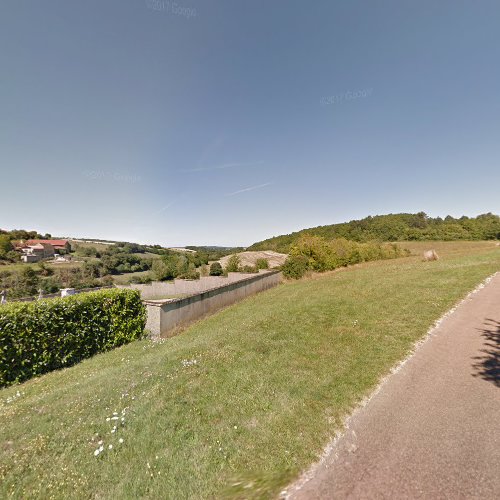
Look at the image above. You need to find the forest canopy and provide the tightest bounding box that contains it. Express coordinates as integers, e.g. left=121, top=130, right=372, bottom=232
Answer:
left=248, top=213, right=500, bottom=253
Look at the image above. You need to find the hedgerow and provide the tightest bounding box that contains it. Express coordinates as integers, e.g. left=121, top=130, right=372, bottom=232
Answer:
left=0, top=288, right=146, bottom=387
left=281, top=236, right=410, bottom=279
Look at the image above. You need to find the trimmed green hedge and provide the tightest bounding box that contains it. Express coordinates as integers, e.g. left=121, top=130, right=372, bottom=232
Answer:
left=0, top=288, right=146, bottom=387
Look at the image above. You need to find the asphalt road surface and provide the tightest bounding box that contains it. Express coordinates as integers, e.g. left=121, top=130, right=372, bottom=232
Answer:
left=289, top=273, right=500, bottom=499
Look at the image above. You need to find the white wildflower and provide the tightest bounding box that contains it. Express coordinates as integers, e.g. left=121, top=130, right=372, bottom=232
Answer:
left=181, top=358, right=199, bottom=367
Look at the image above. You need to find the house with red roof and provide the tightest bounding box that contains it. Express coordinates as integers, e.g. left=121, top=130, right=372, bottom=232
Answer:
left=25, top=239, right=71, bottom=253
left=15, top=239, right=71, bottom=263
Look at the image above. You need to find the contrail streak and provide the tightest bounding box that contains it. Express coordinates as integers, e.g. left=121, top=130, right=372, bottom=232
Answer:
left=226, top=182, right=273, bottom=197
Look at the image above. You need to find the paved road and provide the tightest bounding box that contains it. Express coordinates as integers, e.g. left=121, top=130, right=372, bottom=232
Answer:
left=289, top=273, right=500, bottom=500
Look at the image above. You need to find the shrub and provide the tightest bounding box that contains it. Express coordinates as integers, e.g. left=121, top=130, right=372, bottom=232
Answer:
left=74, top=245, right=101, bottom=258
left=41, top=276, right=62, bottom=293
left=37, top=262, right=53, bottom=277
left=5, top=251, right=20, bottom=263
left=0, top=288, right=146, bottom=387
left=178, top=262, right=199, bottom=280
left=209, top=262, right=223, bottom=276
left=224, top=254, right=241, bottom=273
left=0, top=235, right=13, bottom=260
left=152, top=259, right=176, bottom=281
left=14, top=267, right=40, bottom=297
left=281, top=255, right=310, bottom=279
left=255, top=258, right=269, bottom=270
left=175, top=255, right=190, bottom=276
left=82, top=260, right=103, bottom=278
left=127, top=273, right=153, bottom=285
left=100, top=275, right=116, bottom=286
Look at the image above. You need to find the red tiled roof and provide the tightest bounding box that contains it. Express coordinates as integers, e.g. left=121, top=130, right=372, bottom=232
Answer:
left=25, top=239, right=69, bottom=247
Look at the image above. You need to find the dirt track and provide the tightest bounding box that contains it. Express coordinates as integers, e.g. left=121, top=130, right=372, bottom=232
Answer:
left=288, top=273, right=500, bottom=499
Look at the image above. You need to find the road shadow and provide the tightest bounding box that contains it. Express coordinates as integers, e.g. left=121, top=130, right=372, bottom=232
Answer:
left=472, top=318, right=500, bottom=387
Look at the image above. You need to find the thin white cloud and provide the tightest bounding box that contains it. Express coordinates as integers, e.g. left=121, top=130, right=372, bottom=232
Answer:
left=154, top=201, right=176, bottom=214
left=179, top=161, right=264, bottom=173
left=226, top=182, right=273, bottom=197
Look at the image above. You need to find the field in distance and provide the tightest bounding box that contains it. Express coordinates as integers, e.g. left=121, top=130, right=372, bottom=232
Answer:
left=218, top=250, right=288, bottom=269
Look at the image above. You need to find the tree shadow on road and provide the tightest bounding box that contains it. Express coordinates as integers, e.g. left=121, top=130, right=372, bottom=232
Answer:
left=472, top=318, right=500, bottom=387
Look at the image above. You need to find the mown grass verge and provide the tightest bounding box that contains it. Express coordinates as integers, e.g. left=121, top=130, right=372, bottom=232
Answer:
left=1, top=242, right=499, bottom=498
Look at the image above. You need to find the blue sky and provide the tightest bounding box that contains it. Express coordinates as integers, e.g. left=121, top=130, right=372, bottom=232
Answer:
left=1, top=0, right=499, bottom=246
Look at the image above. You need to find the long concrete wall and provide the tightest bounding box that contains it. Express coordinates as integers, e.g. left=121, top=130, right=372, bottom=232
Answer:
left=144, top=271, right=282, bottom=337
left=117, top=272, right=262, bottom=299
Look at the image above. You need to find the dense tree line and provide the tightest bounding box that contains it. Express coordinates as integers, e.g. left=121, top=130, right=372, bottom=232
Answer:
left=0, top=229, right=47, bottom=241
left=0, top=265, right=114, bottom=299
left=0, top=229, right=49, bottom=263
left=185, top=246, right=245, bottom=261
left=248, top=213, right=500, bottom=253
left=149, top=251, right=210, bottom=282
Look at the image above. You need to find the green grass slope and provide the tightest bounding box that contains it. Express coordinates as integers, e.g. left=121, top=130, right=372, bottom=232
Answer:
left=1, top=242, right=499, bottom=498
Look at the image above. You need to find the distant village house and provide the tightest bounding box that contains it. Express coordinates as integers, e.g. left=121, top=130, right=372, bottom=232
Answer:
left=25, top=239, right=71, bottom=253
left=13, top=239, right=71, bottom=263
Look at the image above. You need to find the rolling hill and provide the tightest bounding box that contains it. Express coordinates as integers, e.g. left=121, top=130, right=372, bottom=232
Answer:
left=247, top=212, right=500, bottom=253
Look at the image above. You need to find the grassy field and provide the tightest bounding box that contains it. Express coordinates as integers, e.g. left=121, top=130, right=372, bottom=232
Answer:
left=69, top=240, right=113, bottom=251
left=0, top=261, right=83, bottom=273
left=0, top=262, right=34, bottom=272
left=1, top=242, right=499, bottom=498
left=142, top=252, right=163, bottom=260
left=400, top=239, right=498, bottom=257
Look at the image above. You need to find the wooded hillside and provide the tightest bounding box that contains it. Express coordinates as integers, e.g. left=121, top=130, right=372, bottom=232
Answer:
left=248, top=213, right=500, bottom=253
